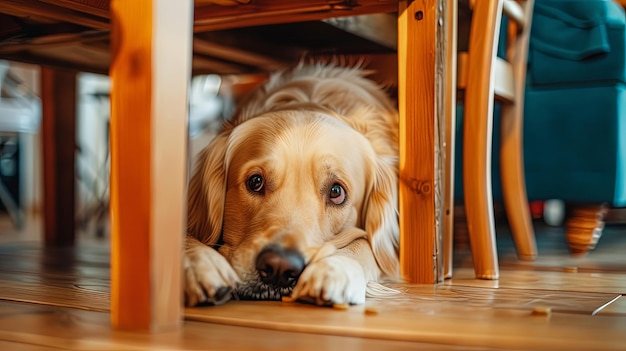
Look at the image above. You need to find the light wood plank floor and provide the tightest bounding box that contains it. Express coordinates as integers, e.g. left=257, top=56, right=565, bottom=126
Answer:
left=0, top=214, right=625, bottom=350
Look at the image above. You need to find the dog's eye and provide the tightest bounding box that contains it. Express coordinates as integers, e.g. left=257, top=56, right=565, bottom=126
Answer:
left=328, top=183, right=346, bottom=205
left=246, top=174, right=264, bottom=193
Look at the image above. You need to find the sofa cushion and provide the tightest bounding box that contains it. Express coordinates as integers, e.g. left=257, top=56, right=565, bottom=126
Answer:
left=529, top=0, right=626, bottom=86
left=523, top=83, right=626, bottom=206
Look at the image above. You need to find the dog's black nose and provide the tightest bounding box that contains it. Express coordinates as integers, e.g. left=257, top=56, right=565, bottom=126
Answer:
left=256, top=245, right=305, bottom=288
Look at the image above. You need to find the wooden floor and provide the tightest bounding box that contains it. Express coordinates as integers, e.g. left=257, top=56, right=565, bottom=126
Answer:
left=0, top=213, right=625, bottom=350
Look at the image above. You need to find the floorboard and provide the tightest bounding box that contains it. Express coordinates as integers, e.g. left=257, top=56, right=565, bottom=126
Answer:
left=0, top=215, right=625, bottom=350
left=0, top=301, right=488, bottom=350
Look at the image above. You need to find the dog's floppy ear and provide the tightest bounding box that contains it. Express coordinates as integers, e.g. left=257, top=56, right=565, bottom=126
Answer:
left=187, top=133, right=230, bottom=246
left=363, top=155, right=400, bottom=279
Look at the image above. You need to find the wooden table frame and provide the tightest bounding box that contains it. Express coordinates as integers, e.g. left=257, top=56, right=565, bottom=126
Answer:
left=4, top=0, right=455, bottom=331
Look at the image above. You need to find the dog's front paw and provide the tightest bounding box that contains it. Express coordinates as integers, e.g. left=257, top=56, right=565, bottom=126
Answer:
left=291, top=256, right=366, bottom=306
left=184, top=244, right=240, bottom=307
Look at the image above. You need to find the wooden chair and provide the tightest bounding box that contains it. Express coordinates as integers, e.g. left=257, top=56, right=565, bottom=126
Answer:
left=449, top=0, right=537, bottom=279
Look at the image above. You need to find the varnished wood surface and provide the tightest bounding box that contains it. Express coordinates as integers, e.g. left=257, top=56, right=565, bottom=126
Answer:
left=108, top=0, right=190, bottom=331
left=0, top=221, right=625, bottom=349
left=398, top=0, right=444, bottom=284
left=0, top=242, right=110, bottom=312
left=1, top=301, right=490, bottom=351
left=185, top=300, right=626, bottom=351
left=41, top=68, right=77, bottom=247
left=0, top=0, right=400, bottom=75
left=565, top=204, right=608, bottom=256
left=443, top=0, right=458, bottom=280
left=4, top=0, right=442, bottom=333
left=461, top=0, right=503, bottom=280
left=457, top=0, right=538, bottom=280
left=499, top=0, right=538, bottom=262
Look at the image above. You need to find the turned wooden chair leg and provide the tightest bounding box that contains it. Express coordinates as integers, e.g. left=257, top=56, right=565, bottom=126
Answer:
left=565, top=204, right=609, bottom=256
left=462, top=0, right=503, bottom=280
left=499, top=0, right=537, bottom=262
left=500, top=106, right=537, bottom=261
left=500, top=95, right=538, bottom=262
left=463, top=111, right=499, bottom=280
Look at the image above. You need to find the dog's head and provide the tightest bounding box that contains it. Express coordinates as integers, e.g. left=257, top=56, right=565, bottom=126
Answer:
left=188, top=78, right=399, bottom=301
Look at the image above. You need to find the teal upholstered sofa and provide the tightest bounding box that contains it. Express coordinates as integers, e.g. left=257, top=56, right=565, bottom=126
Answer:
left=455, top=0, right=626, bottom=255
left=522, top=0, right=625, bottom=254
left=523, top=0, right=626, bottom=209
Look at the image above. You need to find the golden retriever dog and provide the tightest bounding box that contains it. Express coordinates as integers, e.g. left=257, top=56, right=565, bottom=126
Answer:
left=184, top=64, right=400, bottom=307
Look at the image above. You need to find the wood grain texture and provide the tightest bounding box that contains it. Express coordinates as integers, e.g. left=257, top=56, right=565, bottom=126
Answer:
left=461, top=0, right=502, bottom=280
left=193, top=0, right=398, bottom=32
left=1, top=229, right=626, bottom=350
left=0, top=0, right=400, bottom=75
left=0, top=279, right=109, bottom=312
left=456, top=0, right=537, bottom=275
left=565, top=204, right=608, bottom=256
left=0, top=0, right=109, bottom=29
left=109, top=0, right=192, bottom=331
left=0, top=302, right=489, bottom=351
left=443, top=0, right=458, bottom=279
left=0, top=243, right=110, bottom=311
left=109, top=0, right=153, bottom=330
left=447, top=267, right=626, bottom=294
left=39, top=0, right=110, bottom=18
left=499, top=0, right=537, bottom=262
left=186, top=297, right=626, bottom=351
left=41, top=68, right=76, bottom=247
left=398, top=0, right=444, bottom=284
left=1, top=0, right=398, bottom=32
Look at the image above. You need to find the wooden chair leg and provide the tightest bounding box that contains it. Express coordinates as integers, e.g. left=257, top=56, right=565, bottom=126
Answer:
left=463, top=106, right=499, bottom=279
left=499, top=0, right=537, bottom=262
left=462, top=0, right=502, bottom=280
left=500, top=105, right=537, bottom=261
left=565, top=204, right=608, bottom=256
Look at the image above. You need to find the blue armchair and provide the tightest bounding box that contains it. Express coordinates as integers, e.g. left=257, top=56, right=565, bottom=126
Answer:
left=523, top=0, right=626, bottom=254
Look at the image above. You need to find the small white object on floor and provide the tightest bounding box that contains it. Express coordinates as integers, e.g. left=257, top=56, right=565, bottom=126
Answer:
left=543, top=199, right=565, bottom=226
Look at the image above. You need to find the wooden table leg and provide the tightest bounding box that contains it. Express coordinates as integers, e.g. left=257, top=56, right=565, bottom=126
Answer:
left=398, top=0, right=448, bottom=284
left=41, top=67, right=76, bottom=247
left=109, top=0, right=193, bottom=331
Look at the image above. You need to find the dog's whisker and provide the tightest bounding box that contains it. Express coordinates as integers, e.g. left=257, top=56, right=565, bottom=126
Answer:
left=233, top=271, right=295, bottom=301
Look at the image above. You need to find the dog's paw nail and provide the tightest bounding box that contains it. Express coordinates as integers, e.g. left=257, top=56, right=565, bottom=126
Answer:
left=214, top=286, right=232, bottom=303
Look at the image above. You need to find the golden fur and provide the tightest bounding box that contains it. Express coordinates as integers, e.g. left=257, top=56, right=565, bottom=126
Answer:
left=184, top=64, right=400, bottom=306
